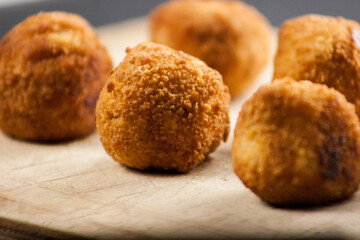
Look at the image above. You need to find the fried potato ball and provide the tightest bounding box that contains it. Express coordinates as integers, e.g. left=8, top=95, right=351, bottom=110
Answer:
left=274, top=14, right=360, bottom=118
left=232, top=78, right=360, bottom=206
left=96, top=42, right=230, bottom=172
left=0, top=12, right=112, bottom=142
left=150, top=0, right=272, bottom=98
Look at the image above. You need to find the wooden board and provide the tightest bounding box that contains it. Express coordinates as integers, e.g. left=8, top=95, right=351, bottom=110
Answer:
left=1, top=17, right=360, bottom=240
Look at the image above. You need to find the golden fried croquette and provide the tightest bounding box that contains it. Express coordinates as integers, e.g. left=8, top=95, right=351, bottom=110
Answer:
left=150, top=0, right=272, bottom=98
left=274, top=14, right=360, bottom=118
left=232, top=78, right=360, bottom=206
left=96, top=42, right=230, bottom=172
left=0, top=12, right=112, bottom=142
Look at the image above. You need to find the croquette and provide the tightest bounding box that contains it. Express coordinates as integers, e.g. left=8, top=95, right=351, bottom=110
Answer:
left=150, top=0, right=272, bottom=98
left=0, top=12, right=112, bottom=142
left=274, top=14, right=360, bottom=118
left=232, top=78, right=360, bottom=206
left=96, top=42, right=230, bottom=172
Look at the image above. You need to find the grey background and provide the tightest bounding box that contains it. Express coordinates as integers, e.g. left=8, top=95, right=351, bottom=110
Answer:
left=0, top=0, right=360, bottom=38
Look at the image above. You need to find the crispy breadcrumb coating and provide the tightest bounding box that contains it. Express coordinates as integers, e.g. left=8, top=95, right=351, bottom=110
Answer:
left=274, top=14, right=360, bottom=118
left=96, top=42, right=230, bottom=172
left=233, top=78, right=360, bottom=206
left=150, top=0, right=271, bottom=98
left=0, top=12, right=112, bottom=141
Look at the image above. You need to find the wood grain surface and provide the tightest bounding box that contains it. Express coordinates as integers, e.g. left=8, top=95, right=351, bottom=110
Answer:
left=1, top=17, right=360, bottom=240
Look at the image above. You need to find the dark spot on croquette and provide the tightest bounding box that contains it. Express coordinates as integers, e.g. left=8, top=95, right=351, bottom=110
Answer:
left=320, top=144, right=340, bottom=180
left=339, top=135, right=346, bottom=145
left=342, top=166, right=354, bottom=180
left=107, top=81, right=114, bottom=92
left=84, top=94, right=99, bottom=108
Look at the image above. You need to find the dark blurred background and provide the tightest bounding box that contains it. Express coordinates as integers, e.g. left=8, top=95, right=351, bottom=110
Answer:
left=1, top=0, right=360, bottom=38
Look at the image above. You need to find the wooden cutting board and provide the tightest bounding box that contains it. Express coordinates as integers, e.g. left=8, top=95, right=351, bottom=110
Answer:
left=1, top=17, right=360, bottom=240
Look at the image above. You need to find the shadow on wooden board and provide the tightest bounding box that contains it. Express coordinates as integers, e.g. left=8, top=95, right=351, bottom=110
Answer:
left=0, top=215, right=350, bottom=240
left=0, top=216, right=91, bottom=240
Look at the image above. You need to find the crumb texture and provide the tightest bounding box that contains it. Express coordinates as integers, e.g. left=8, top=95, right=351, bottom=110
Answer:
left=0, top=11, right=113, bottom=141
left=233, top=78, right=360, bottom=206
left=96, top=42, right=230, bottom=172
left=274, top=14, right=360, bottom=117
left=150, top=0, right=271, bottom=97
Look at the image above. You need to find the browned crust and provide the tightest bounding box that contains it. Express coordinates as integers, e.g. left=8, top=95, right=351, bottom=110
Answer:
left=0, top=12, right=113, bottom=141
left=232, top=78, right=360, bottom=206
left=150, top=0, right=271, bottom=97
left=96, top=42, right=230, bottom=172
left=274, top=14, right=360, bottom=118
